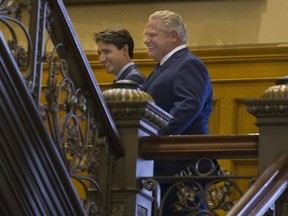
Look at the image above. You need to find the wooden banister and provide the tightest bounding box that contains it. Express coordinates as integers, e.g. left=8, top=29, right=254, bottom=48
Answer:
left=139, top=134, right=259, bottom=160
left=0, top=31, right=87, bottom=216
left=1, top=1, right=124, bottom=214
left=48, top=0, right=124, bottom=157
left=227, top=153, right=288, bottom=216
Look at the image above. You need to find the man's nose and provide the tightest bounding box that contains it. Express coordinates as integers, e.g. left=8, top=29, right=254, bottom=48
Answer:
left=99, top=55, right=106, bottom=63
left=144, top=36, right=150, bottom=44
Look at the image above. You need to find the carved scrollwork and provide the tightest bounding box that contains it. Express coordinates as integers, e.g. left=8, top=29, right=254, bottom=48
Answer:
left=2, top=1, right=113, bottom=215
left=140, top=157, right=254, bottom=216
left=0, top=1, right=31, bottom=71
left=111, top=202, right=126, bottom=216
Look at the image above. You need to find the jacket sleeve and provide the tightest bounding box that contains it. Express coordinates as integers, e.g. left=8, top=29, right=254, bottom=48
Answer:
left=158, top=58, right=212, bottom=135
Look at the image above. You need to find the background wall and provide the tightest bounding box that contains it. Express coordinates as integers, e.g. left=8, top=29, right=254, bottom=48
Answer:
left=65, top=0, right=288, bottom=51
left=3, top=0, right=287, bottom=188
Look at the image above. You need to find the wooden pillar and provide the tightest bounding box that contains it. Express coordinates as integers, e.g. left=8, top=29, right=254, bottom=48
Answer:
left=244, top=77, right=288, bottom=215
left=103, top=81, right=172, bottom=216
left=244, top=77, right=288, bottom=174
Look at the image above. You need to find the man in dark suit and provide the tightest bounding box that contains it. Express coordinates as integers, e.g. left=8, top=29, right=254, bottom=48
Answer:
left=142, top=11, right=212, bottom=135
left=142, top=10, right=217, bottom=215
left=94, top=27, right=145, bottom=86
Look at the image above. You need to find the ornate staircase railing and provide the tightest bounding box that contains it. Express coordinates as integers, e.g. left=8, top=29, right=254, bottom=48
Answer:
left=0, top=29, right=87, bottom=216
left=138, top=134, right=288, bottom=216
left=138, top=134, right=259, bottom=215
left=2, top=1, right=288, bottom=216
left=1, top=0, right=124, bottom=215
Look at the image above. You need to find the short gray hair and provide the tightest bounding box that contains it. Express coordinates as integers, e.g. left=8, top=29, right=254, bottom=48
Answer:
left=149, top=10, right=187, bottom=43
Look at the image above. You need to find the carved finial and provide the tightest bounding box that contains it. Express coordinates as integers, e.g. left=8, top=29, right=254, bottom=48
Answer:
left=102, top=80, right=170, bottom=128
left=262, top=76, right=288, bottom=98
left=102, top=80, right=154, bottom=102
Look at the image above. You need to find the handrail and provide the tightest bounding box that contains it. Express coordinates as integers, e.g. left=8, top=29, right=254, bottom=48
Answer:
left=48, top=0, right=124, bottom=157
left=0, top=31, right=87, bottom=216
left=227, top=153, right=288, bottom=216
left=1, top=0, right=124, bottom=214
left=139, top=134, right=259, bottom=160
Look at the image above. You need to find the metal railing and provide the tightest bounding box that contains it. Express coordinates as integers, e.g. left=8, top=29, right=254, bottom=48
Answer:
left=1, top=0, right=123, bottom=215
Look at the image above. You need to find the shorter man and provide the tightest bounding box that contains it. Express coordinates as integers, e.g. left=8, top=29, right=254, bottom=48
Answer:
left=94, top=27, right=145, bottom=86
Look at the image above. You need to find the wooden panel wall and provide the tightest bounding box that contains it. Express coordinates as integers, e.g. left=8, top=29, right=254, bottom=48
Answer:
left=87, top=43, right=288, bottom=136
left=87, top=43, right=288, bottom=181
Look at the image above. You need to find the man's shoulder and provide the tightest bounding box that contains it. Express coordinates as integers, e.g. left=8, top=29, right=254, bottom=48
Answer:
left=124, top=66, right=146, bottom=84
left=127, top=68, right=146, bottom=79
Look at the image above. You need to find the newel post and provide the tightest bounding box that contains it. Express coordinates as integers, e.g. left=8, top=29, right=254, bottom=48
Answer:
left=243, top=77, right=288, bottom=215
left=243, top=77, right=288, bottom=173
left=102, top=81, right=172, bottom=216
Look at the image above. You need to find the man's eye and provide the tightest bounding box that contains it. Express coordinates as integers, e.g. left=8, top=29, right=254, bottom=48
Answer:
left=147, top=33, right=157, bottom=38
left=103, top=50, right=110, bottom=55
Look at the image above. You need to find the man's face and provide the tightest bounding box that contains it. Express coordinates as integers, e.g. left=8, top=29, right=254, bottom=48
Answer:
left=144, top=18, right=174, bottom=62
left=96, top=41, right=127, bottom=75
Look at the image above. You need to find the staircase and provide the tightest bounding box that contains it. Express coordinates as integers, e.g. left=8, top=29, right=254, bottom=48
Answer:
left=1, top=1, right=288, bottom=215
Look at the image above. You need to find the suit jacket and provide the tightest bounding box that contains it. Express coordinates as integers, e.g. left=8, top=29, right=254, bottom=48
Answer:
left=142, top=47, right=213, bottom=135
left=142, top=48, right=219, bottom=182
left=116, top=64, right=145, bottom=86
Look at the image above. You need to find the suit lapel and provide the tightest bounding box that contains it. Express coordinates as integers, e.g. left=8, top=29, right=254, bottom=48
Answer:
left=142, top=63, right=160, bottom=88
left=142, top=48, right=188, bottom=90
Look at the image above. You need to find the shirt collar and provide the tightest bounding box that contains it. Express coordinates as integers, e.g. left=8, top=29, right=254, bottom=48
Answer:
left=160, top=44, right=187, bottom=66
left=116, top=62, right=134, bottom=80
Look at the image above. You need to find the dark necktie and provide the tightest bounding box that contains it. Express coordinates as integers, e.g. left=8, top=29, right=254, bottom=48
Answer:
left=142, top=63, right=160, bottom=90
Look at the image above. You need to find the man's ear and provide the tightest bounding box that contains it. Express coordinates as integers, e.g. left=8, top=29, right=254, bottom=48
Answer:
left=171, top=30, right=178, bottom=41
left=122, top=44, right=129, bottom=55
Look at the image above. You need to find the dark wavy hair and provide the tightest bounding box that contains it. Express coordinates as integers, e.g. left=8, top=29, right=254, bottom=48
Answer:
left=94, top=27, right=134, bottom=58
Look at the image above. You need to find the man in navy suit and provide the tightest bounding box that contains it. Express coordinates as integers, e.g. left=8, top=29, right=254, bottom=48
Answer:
left=142, top=11, right=212, bottom=135
left=94, top=27, right=146, bottom=86
left=142, top=10, right=216, bottom=215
